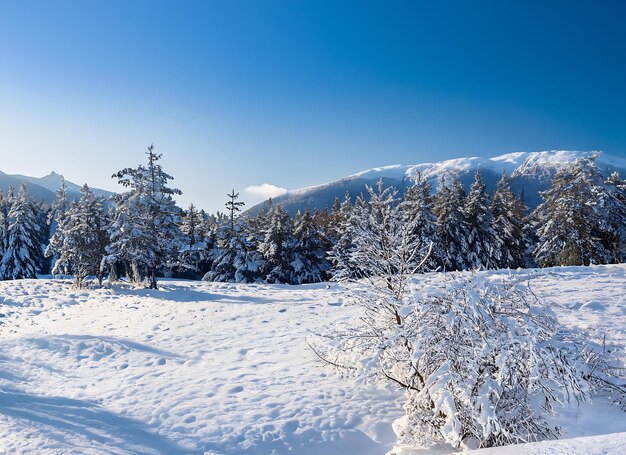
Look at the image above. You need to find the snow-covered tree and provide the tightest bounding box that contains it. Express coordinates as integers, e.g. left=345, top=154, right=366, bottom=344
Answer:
left=290, top=209, right=329, bottom=284
left=433, top=176, right=471, bottom=271
left=46, top=184, right=109, bottom=287
left=0, top=189, right=11, bottom=259
left=177, top=203, right=212, bottom=277
left=401, top=174, right=440, bottom=272
left=258, top=204, right=294, bottom=283
left=106, top=144, right=182, bottom=288
left=491, top=172, right=529, bottom=269
left=314, top=269, right=623, bottom=450
left=464, top=170, right=498, bottom=270
left=44, top=181, right=72, bottom=275
left=47, top=178, right=69, bottom=227
left=533, top=155, right=611, bottom=266
left=392, top=276, right=600, bottom=449
left=204, top=215, right=264, bottom=283
left=339, top=179, right=431, bottom=324
left=0, top=184, right=42, bottom=280
left=601, top=171, right=626, bottom=263
left=328, top=193, right=358, bottom=280
left=225, top=189, right=245, bottom=234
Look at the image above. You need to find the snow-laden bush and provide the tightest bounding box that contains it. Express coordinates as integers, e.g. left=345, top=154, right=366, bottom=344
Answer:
left=313, top=274, right=625, bottom=451
left=393, top=276, right=591, bottom=449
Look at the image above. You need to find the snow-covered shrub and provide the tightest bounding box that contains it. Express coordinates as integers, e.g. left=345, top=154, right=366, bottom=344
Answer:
left=393, top=276, right=591, bottom=449
left=314, top=273, right=625, bottom=451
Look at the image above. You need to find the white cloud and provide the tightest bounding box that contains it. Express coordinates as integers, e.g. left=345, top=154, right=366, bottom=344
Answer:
left=245, top=183, right=288, bottom=199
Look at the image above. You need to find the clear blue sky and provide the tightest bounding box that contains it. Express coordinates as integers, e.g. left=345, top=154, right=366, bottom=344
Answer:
left=1, top=0, right=625, bottom=212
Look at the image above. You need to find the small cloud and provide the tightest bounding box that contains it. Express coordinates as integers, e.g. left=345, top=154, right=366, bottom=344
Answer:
left=245, top=183, right=288, bottom=199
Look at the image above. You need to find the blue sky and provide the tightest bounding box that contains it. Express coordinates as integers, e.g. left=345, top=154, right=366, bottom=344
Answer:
left=1, top=0, right=625, bottom=212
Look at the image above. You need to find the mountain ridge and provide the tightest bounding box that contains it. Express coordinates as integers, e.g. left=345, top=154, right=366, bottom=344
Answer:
left=247, top=150, right=626, bottom=216
left=0, top=170, right=114, bottom=203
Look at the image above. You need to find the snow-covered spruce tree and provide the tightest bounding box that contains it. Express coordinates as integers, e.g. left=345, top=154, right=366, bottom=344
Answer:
left=225, top=189, right=245, bottom=234
left=203, top=190, right=264, bottom=283
left=258, top=204, right=294, bottom=283
left=312, top=207, right=334, bottom=257
left=401, top=174, right=440, bottom=272
left=601, top=171, right=626, bottom=263
left=532, top=155, right=611, bottom=266
left=328, top=193, right=358, bottom=280
left=106, top=144, right=182, bottom=288
left=328, top=196, right=343, bottom=243
left=0, top=186, right=16, bottom=258
left=46, top=185, right=110, bottom=287
left=176, top=203, right=212, bottom=278
left=290, top=209, right=329, bottom=284
left=0, top=184, right=42, bottom=280
left=204, top=214, right=264, bottom=283
left=433, top=176, right=471, bottom=271
left=0, top=190, right=11, bottom=259
left=464, top=170, right=499, bottom=270
left=491, top=171, right=529, bottom=269
left=47, top=178, right=69, bottom=228
left=44, top=180, right=72, bottom=275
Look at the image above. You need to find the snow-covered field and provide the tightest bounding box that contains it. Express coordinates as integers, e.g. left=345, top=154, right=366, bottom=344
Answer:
left=0, top=265, right=625, bottom=454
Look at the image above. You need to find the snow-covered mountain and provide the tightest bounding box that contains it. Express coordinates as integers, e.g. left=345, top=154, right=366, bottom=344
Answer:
left=248, top=150, right=626, bottom=215
left=0, top=170, right=114, bottom=203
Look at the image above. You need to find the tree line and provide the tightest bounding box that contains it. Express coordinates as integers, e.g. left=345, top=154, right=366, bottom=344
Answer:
left=0, top=148, right=624, bottom=287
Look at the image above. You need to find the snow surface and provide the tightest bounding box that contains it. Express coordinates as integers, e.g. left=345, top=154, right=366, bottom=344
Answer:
left=1, top=264, right=625, bottom=454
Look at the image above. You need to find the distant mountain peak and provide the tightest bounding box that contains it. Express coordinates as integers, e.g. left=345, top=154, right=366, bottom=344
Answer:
left=0, top=170, right=114, bottom=203
left=247, top=150, right=626, bottom=216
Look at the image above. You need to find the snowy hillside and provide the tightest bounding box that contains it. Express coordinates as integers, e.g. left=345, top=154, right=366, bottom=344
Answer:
left=0, top=170, right=113, bottom=202
left=0, top=265, right=625, bottom=454
left=248, top=150, right=626, bottom=215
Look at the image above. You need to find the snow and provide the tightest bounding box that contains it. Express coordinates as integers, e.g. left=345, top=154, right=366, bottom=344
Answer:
left=466, top=432, right=626, bottom=455
left=1, top=264, right=625, bottom=454
left=0, top=280, right=403, bottom=454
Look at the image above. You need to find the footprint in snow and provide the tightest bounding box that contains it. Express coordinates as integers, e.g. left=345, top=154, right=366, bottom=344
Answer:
left=229, top=386, right=244, bottom=394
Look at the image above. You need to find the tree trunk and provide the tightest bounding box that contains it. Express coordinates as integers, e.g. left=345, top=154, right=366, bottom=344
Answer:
left=150, top=268, right=158, bottom=289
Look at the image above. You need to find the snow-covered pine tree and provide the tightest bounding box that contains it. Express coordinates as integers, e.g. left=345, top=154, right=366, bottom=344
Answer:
left=433, top=176, right=471, bottom=271
left=225, top=189, right=245, bottom=234
left=328, top=193, right=363, bottom=281
left=204, top=192, right=263, bottom=283
left=203, top=215, right=264, bottom=283
left=0, top=184, right=42, bottom=280
left=177, top=203, right=212, bottom=277
left=47, top=178, right=69, bottom=227
left=290, top=209, right=329, bottom=284
left=532, top=155, right=611, bottom=266
left=601, top=171, right=626, bottom=263
left=258, top=204, right=294, bottom=283
left=0, top=190, right=10, bottom=259
left=490, top=171, right=529, bottom=269
left=47, top=184, right=110, bottom=287
left=43, top=181, right=71, bottom=274
left=329, top=196, right=342, bottom=236
left=401, top=174, right=440, bottom=272
left=464, top=170, right=499, bottom=270
left=106, top=144, right=182, bottom=288
left=312, top=207, right=334, bottom=257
